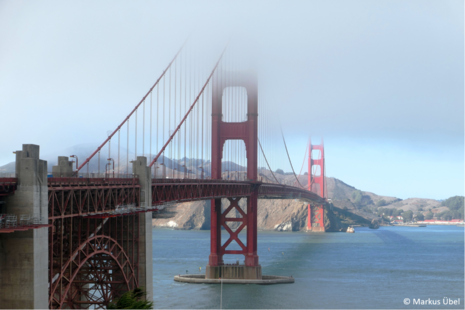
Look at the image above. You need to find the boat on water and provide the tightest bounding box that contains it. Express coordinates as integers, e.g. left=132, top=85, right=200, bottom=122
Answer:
left=346, top=226, right=355, bottom=233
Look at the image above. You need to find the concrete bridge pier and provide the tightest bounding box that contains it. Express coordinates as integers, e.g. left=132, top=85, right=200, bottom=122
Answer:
left=51, top=156, right=73, bottom=177
left=132, top=156, right=153, bottom=301
left=0, top=144, right=48, bottom=309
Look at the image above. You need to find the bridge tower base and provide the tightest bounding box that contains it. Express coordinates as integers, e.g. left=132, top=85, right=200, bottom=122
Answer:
left=0, top=144, right=48, bottom=309
left=207, top=194, right=261, bottom=280
left=132, top=157, right=153, bottom=302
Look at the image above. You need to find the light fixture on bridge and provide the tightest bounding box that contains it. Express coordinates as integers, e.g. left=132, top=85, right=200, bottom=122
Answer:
left=70, top=155, right=78, bottom=172
left=107, top=158, right=115, bottom=178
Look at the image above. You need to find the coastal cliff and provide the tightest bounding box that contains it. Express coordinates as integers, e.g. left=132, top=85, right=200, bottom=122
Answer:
left=152, top=198, right=347, bottom=232
left=151, top=176, right=445, bottom=231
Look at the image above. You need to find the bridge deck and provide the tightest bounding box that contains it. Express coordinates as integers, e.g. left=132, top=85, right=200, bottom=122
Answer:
left=1, top=177, right=325, bottom=232
left=0, top=177, right=17, bottom=196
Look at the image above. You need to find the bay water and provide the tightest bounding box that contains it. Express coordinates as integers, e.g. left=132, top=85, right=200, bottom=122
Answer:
left=152, top=226, right=464, bottom=309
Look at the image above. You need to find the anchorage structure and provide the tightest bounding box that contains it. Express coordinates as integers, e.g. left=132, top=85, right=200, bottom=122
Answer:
left=307, top=140, right=326, bottom=232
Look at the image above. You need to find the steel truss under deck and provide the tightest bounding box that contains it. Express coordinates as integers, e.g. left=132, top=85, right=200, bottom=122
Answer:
left=48, top=177, right=140, bottom=309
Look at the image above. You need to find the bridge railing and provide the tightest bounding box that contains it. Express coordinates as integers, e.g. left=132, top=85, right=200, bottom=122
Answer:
left=47, top=172, right=137, bottom=179
left=0, top=176, right=17, bottom=197
left=47, top=175, right=139, bottom=188
left=0, top=173, right=15, bottom=178
left=151, top=178, right=251, bottom=184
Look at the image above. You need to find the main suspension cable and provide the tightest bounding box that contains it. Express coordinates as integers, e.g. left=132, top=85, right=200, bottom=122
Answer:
left=294, top=142, right=308, bottom=187
left=148, top=42, right=229, bottom=168
left=76, top=38, right=189, bottom=173
left=281, top=128, right=305, bottom=189
left=258, top=138, right=280, bottom=184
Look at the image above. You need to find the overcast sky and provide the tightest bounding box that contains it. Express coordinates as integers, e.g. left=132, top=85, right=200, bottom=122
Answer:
left=0, top=0, right=463, bottom=200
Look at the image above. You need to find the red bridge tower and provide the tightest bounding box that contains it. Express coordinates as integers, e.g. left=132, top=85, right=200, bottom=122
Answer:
left=307, top=139, right=326, bottom=232
left=207, top=70, right=261, bottom=279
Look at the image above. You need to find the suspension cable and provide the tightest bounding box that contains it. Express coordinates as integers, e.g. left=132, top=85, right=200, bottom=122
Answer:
left=148, top=42, right=229, bottom=168
left=76, top=38, right=189, bottom=173
left=280, top=128, right=305, bottom=189
left=293, top=142, right=308, bottom=187
left=258, top=138, right=280, bottom=184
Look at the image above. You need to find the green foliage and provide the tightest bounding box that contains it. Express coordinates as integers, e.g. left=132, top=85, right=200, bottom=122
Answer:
left=437, top=210, right=453, bottom=221
left=361, top=206, right=372, bottom=213
left=402, top=210, right=413, bottom=222
left=416, top=213, right=425, bottom=221
left=107, top=287, right=153, bottom=309
left=351, top=190, right=363, bottom=205
left=377, top=207, right=403, bottom=217
left=275, top=169, right=284, bottom=175
left=441, top=196, right=464, bottom=219
left=425, top=211, right=434, bottom=220
left=442, top=196, right=464, bottom=210
left=376, top=199, right=387, bottom=207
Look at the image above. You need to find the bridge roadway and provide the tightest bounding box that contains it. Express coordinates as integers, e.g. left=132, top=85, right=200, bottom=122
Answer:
left=2, top=175, right=325, bottom=224
left=45, top=177, right=325, bottom=219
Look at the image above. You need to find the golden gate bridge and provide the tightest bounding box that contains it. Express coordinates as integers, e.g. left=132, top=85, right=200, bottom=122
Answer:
left=0, top=39, right=327, bottom=309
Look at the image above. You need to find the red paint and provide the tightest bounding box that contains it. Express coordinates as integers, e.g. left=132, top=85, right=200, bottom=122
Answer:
left=209, top=71, right=259, bottom=266
left=307, top=139, right=326, bottom=232
left=0, top=177, right=17, bottom=196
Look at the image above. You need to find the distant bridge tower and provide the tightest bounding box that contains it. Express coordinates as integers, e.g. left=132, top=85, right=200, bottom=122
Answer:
left=307, top=139, right=326, bottom=232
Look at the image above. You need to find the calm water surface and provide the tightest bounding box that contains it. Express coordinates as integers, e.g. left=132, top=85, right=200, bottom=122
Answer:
left=152, top=226, right=464, bottom=309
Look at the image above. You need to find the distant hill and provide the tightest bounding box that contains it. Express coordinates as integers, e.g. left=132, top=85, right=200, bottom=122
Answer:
left=1, top=144, right=455, bottom=221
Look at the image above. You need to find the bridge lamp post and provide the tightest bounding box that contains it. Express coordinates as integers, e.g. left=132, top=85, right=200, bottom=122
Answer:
left=155, top=166, right=159, bottom=179
left=105, top=162, right=110, bottom=178
left=160, top=163, right=166, bottom=179
left=181, top=165, right=186, bottom=179
left=107, top=158, right=115, bottom=178
left=70, top=155, right=78, bottom=175
left=129, top=160, right=135, bottom=178
left=225, top=170, right=229, bottom=180
left=173, top=168, right=177, bottom=179
left=198, top=166, right=204, bottom=179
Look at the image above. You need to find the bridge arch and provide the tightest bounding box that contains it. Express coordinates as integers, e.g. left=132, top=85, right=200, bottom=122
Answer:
left=49, top=234, right=137, bottom=309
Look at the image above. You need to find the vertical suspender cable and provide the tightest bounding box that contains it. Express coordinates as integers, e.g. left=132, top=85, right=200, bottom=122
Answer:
left=135, top=109, right=138, bottom=160
left=178, top=51, right=181, bottom=170
left=127, top=120, right=129, bottom=174
left=190, top=45, right=193, bottom=177
left=156, top=83, right=159, bottom=176
left=201, top=81, right=204, bottom=178
left=143, top=100, right=145, bottom=156
left=169, top=66, right=171, bottom=172
left=163, top=75, right=165, bottom=166
left=184, top=45, right=187, bottom=177
left=108, top=138, right=111, bottom=175
left=174, top=58, right=177, bottom=173
left=150, top=92, right=152, bottom=163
